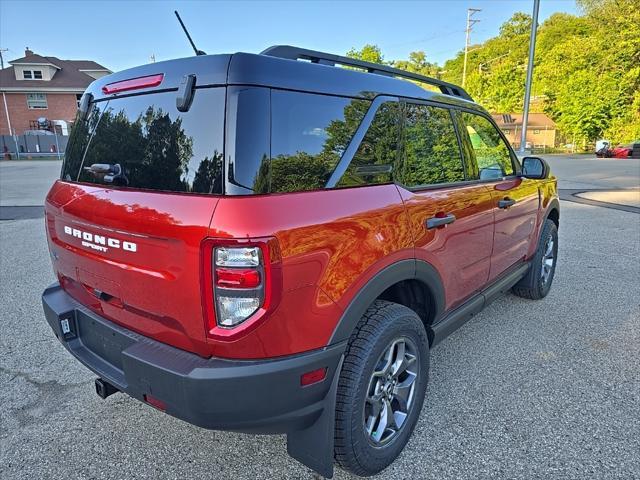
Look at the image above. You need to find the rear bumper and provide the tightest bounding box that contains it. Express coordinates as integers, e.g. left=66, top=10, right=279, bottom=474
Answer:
left=42, top=282, right=344, bottom=434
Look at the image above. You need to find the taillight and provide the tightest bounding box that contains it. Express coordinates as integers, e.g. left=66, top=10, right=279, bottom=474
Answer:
left=214, top=246, right=263, bottom=327
left=201, top=238, right=281, bottom=339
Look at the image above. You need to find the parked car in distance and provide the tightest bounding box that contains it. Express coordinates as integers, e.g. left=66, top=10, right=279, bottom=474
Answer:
left=611, top=144, right=633, bottom=158
left=41, top=45, right=560, bottom=478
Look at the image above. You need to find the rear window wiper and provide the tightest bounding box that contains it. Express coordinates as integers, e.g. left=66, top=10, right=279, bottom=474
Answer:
left=84, top=163, right=129, bottom=186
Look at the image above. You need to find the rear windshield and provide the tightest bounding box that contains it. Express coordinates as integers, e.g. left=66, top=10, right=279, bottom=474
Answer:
left=62, top=87, right=225, bottom=194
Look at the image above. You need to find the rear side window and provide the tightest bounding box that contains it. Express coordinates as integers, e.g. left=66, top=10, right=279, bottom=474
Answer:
left=62, top=88, right=225, bottom=194
left=398, top=104, right=465, bottom=187
left=270, top=91, right=369, bottom=193
left=459, top=112, right=514, bottom=179
left=336, top=101, right=402, bottom=188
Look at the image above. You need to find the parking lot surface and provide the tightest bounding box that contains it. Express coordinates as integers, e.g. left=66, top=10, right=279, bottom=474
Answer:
left=0, top=160, right=62, bottom=207
left=1, top=156, right=639, bottom=479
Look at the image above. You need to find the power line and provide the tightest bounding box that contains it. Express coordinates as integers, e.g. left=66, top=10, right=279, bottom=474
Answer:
left=386, top=29, right=466, bottom=49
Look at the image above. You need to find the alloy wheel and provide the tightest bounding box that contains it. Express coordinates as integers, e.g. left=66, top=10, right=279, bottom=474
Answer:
left=363, top=337, right=419, bottom=446
left=541, top=235, right=555, bottom=285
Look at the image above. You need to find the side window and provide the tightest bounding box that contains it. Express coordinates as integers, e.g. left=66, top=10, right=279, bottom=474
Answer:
left=399, top=104, right=465, bottom=187
left=336, top=101, right=401, bottom=187
left=227, top=87, right=271, bottom=193
left=270, top=90, right=369, bottom=193
left=460, top=112, right=514, bottom=180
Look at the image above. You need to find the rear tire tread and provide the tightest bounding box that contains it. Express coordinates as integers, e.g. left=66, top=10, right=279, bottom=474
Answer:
left=334, top=300, right=428, bottom=476
left=512, top=219, right=558, bottom=300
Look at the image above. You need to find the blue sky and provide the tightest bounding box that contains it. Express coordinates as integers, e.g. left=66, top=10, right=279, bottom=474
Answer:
left=1, top=0, right=577, bottom=72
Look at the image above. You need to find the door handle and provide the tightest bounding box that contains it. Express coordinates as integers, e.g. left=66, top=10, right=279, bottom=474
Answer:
left=498, top=197, right=516, bottom=209
left=426, top=214, right=456, bottom=229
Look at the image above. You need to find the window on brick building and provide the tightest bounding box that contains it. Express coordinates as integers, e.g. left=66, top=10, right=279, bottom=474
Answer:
left=23, top=70, right=33, bottom=79
left=33, top=70, right=43, bottom=79
left=27, top=93, right=48, bottom=109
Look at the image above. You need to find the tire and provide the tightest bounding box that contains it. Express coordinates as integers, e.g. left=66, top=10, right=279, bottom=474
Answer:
left=334, top=300, right=429, bottom=477
left=512, top=218, right=558, bottom=300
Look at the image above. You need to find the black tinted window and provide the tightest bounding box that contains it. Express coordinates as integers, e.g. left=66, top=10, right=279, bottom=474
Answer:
left=227, top=87, right=270, bottom=193
left=460, top=112, right=514, bottom=179
left=270, top=91, right=369, bottom=193
left=62, top=88, right=224, bottom=194
left=336, top=101, right=401, bottom=187
left=399, top=104, right=464, bottom=187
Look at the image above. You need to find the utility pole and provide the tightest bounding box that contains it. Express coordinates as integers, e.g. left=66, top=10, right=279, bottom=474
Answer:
left=462, top=8, right=481, bottom=87
left=519, top=0, right=540, bottom=154
left=0, top=48, right=8, bottom=70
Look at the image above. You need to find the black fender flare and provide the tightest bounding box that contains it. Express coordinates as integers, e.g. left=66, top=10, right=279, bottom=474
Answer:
left=290, top=260, right=443, bottom=477
left=329, top=258, right=446, bottom=345
left=546, top=198, right=560, bottom=224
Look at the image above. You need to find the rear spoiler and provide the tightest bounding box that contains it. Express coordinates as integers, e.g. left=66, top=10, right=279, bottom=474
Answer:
left=84, top=54, right=231, bottom=102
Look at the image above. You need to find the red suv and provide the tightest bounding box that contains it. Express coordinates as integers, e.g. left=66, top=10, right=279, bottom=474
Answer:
left=42, top=46, right=559, bottom=477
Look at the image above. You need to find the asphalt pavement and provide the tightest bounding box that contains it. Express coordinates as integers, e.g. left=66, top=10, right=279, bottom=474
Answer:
left=1, top=155, right=639, bottom=479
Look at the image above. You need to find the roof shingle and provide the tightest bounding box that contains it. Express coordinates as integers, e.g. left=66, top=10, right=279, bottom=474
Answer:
left=1, top=52, right=110, bottom=91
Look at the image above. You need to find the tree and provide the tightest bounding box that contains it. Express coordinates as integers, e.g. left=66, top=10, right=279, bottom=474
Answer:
left=346, top=44, right=385, bottom=64
left=392, top=51, right=441, bottom=79
left=499, top=12, right=532, bottom=37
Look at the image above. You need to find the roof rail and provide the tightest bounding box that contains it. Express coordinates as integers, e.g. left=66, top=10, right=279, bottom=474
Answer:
left=260, top=45, right=473, bottom=101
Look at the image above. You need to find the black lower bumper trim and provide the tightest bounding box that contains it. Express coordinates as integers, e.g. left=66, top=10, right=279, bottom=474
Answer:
left=42, top=282, right=346, bottom=435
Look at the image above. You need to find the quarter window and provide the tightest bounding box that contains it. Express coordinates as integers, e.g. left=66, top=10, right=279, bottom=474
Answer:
left=270, top=90, right=369, bottom=193
left=336, top=101, right=401, bottom=188
left=26, top=93, right=47, bottom=109
left=398, top=104, right=465, bottom=187
left=460, top=112, right=514, bottom=180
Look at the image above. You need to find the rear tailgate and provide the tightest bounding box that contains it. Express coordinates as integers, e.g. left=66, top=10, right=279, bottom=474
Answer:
left=45, top=55, right=230, bottom=356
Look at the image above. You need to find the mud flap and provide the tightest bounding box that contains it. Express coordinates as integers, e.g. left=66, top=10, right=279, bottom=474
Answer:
left=286, top=355, right=344, bottom=479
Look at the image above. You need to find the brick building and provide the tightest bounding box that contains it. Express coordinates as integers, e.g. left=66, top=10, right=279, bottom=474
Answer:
left=0, top=48, right=110, bottom=136
left=491, top=113, right=557, bottom=150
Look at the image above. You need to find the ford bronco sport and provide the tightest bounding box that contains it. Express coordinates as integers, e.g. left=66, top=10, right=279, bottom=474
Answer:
left=42, top=45, right=559, bottom=477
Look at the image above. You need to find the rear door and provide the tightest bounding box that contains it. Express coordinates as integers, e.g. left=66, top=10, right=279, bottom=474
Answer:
left=45, top=57, right=229, bottom=356
left=395, top=102, right=494, bottom=310
left=456, top=111, right=539, bottom=282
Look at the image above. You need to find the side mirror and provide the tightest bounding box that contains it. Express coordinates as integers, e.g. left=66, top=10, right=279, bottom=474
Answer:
left=521, top=156, right=550, bottom=179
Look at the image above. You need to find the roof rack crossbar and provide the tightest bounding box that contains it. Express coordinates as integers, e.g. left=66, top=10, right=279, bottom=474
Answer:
left=260, top=45, right=473, bottom=101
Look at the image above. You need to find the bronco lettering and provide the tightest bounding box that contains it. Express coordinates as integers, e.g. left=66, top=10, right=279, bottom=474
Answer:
left=63, top=225, right=137, bottom=253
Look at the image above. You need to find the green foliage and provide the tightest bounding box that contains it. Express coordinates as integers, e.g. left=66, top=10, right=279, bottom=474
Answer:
left=499, top=12, right=532, bottom=37
left=337, top=102, right=401, bottom=187
left=346, top=44, right=385, bottom=64
left=401, top=105, right=464, bottom=185
left=259, top=98, right=370, bottom=193
left=269, top=152, right=336, bottom=193
left=348, top=0, right=639, bottom=145
left=392, top=51, right=441, bottom=79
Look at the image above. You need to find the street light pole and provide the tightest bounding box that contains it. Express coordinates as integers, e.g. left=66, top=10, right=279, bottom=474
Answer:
left=462, top=8, right=481, bottom=87
left=519, top=0, right=540, bottom=154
